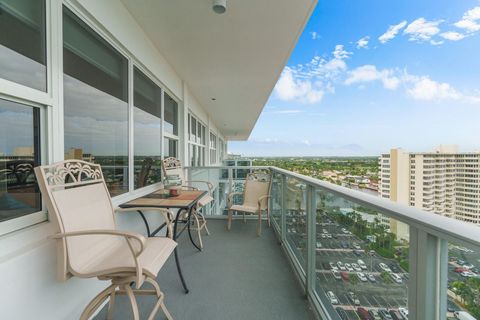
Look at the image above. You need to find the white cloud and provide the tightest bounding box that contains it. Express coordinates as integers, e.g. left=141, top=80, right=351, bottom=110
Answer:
left=378, top=20, right=407, bottom=43
left=274, top=68, right=324, bottom=104
left=430, top=39, right=444, bottom=46
left=454, top=6, right=480, bottom=32
left=406, top=76, right=461, bottom=101
left=310, top=31, right=319, bottom=40
left=324, top=58, right=347, bottom=71
left=274, top=44, right=353, bottom=104
left=440, top=31, right=466, bottom=41
left=333, top=44, right=352, bottom=60
left=404, top=18, right=443, bottom=42
left=356, top=36, right=370, bottom=49
left=345, top=65, right=400, bottom=90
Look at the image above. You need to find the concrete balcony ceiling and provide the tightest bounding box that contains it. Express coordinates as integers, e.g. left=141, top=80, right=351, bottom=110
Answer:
left=120, top=0, right=317, bottom=140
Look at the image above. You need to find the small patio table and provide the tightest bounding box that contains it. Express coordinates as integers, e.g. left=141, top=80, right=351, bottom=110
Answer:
left=118, top=189, right=207, bottom=293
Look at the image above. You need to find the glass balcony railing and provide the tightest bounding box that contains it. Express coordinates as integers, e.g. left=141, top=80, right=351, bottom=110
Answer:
left=186, top=166, right=480, bottom=320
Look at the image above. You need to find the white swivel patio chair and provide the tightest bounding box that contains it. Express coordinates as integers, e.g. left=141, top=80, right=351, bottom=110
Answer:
left=162, top=157, right=212, bottom=248
left=227, top=171, right=272, bottom=236
left=35, top=160, right=177, bottom=320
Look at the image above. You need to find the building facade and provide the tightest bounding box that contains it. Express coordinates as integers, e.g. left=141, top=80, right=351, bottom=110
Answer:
left=380, top=145, right=480, bottom=240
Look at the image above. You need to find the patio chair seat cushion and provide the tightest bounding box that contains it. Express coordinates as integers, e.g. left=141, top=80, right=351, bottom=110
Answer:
left=198, top=194, right=214, bottom=207
left=230, top=204, right=259, bottom=214
left=75, top=237, right=177, bottom=279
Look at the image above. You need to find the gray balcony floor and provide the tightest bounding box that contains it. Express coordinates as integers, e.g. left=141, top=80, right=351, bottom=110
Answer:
left=95, top=219, right=315, bottom=320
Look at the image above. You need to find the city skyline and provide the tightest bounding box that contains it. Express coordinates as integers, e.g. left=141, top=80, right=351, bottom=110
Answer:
left=230, top=0, right=480, bottom=157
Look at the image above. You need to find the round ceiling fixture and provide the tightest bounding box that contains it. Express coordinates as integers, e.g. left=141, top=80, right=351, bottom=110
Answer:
left=212, top=0, right=226, bottom=14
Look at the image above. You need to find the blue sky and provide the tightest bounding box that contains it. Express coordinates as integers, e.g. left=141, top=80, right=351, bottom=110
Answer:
left=230, top=0, right=480, bottom=157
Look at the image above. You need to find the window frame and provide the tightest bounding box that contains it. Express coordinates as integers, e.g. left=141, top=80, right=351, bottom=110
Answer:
left=188, top=112, right=207, bottom=167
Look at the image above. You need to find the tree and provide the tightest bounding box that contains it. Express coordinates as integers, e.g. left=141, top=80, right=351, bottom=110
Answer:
left=380, top=271, right=393, bottom=296
left=349, top=272, right=359, bottom=295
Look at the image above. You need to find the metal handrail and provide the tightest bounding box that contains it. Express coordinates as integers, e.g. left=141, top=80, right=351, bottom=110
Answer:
left=186, top=165, right=480, bottom=249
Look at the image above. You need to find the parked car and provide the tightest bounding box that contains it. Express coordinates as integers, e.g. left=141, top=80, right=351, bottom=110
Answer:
left=327, top=291, right=338, bottom=305
left=326, top=233, right=332, bottom=239
left=368, top=309, right=382, bottom=320
left=379, top=263, right=392, bottom=272
left=345, top=263, right=354, bottom=272
left=378, top=309, right=393, bottom=320
left=336, top=307, right=348, bottom=320
left=332, top=270, right=342, bottom=280
left=348, top=291, right=360, bottom=305
left=337, top=261, right=346, bottom=271
left=389, top=263, right=400, bottom=273
left=354, top=250, right=363, bottom=256
left=341, top=271, right=349, bottom=281
left=389, top=309, right=403, bottom=320
left=357, top=272, right=368, bottom=282
left=455, top=267, right=467, bottom=273
left=463, top=263, right=475, bottom=270
left=330, top=262, right=338, bottom=271
left=358, top=259, right=367, bottom=270
left=398, top=307, right=408, bottom=319
left=341, top=242, right=349, bottom=249
left=321, top=233, right=326, bottom=239
left=322, top=262, right=331, bottom=270
left=369, top=250, right=376, bottom=256
left=352, top=263, right=362, bottom=272
left=353, top=243, right=361, bottom=250
left=367, top=273, right=377, bottom=282
left=357, top=307, right=373, bottom=320
left=390, top=273, right=403, bottom=284
left=316, top=241, right=322, bottom=248
left=454, top=311, right=477, bottom=320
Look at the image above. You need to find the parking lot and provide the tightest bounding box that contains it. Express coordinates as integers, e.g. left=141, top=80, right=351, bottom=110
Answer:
left=314, top=224, right=408, bottom=319
left=285, top=212, right=477, bottom=320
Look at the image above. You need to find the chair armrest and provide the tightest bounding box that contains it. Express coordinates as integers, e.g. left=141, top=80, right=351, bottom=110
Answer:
left=50, top=229, right=146, bottom=257
left=115, top=207, right=174, bottom=239
left=50, top=229, right=150, bottom=289
left=227, top=192, right=243, bottom=208
left=257, top=195, right=271, bottom=209
left=184, top=180, right=213, bottom=194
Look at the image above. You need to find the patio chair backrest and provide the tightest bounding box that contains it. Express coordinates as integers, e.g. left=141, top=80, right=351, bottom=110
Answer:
left=243, top=172, right=272, bottom=210
left=162, top=157, right=185, bottom=182
left=35, top=160, right=117, bottom=281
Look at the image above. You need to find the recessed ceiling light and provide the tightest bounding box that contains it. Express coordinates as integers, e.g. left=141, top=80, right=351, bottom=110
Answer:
left=212, top=0, right=226, bottom=14
left=211, top=98, right=216, bottom=101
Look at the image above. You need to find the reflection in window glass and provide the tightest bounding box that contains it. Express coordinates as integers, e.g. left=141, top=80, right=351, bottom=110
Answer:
left=133, top=67, right=162, bottom=189
left=164, top=93, right=178, bottom=136
left=0, top=99, right=41, bottom=222
left=164, top=138, right=177, bottom=159
left=0, top=0, right=46, bottom=91
left=63, top=7, right=129, bottom=197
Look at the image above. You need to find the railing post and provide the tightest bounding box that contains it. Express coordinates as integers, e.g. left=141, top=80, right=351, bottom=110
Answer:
left=306, top=185, right=316, bottom=296
left=408, top=226, right=448, bottom=320
left=281, top=173, right=287, bottom=243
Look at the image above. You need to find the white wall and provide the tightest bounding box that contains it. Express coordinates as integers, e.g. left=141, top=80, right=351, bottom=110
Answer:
left=0, top=0, right=219, bottom=319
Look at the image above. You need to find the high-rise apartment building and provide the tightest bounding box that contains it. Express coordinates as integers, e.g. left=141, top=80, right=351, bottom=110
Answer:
left=380, top=145, right=480, bottom=240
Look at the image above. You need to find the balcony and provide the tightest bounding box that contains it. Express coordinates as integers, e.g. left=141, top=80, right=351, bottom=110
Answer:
left=176, top=165, right=480, bottom=320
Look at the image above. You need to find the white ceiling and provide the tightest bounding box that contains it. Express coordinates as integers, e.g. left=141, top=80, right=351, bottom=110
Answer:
left=121, top=0, right=317, bottom=140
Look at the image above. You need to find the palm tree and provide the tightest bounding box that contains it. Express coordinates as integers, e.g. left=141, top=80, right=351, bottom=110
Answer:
left=350, top=272, right=359, bottom=296
left=380, top=271, right=393, bottom=296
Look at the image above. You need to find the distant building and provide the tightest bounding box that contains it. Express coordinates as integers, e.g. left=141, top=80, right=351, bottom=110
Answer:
left=64, top=148, right=95, bottom=162
left=379, top=145, right=480, bottom=241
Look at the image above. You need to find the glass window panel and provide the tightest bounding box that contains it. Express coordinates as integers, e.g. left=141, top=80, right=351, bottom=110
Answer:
left=164, top=93, right=178, bottom=136
left=133, top=67, right=161, bottom=189
left=191, top=116, right=197, bottom=142
left=164, top=138, right=177, bottom=159
left=0, top=99, right=41, bottom=222
left=63, top=7, right=129, bottom=197
left=0, top=0, right=46, bottom=91
left=63, top=7, right=127, bottom=102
